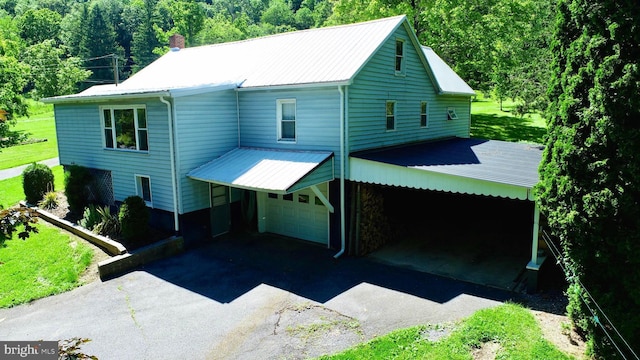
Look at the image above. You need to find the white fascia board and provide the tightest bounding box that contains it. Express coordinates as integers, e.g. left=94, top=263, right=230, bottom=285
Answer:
left=42, top=91, right=171, bottom=104
left=349, top=157, right=532, bottom=201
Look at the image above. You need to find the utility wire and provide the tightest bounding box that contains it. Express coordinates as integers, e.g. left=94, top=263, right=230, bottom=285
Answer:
left=542, top=230, right=639, bottom=360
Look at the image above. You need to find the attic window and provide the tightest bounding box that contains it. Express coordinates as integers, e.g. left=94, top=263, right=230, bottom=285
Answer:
left=447, top=107, right=458, bottom=120
left=395, top=39, right=404, bottom=73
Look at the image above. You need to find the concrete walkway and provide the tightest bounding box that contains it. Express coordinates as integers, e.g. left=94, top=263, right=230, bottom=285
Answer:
left=0, top=157, right=59, bottom=180
left=0, top=233, right=533, bottom=360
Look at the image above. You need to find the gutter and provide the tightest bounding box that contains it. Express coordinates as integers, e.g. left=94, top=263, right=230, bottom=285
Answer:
left=159, top=96, right=180, bottom=232
left=334, top=85, right=347, bottom=258
left=42, top=91, right=171, bottom=104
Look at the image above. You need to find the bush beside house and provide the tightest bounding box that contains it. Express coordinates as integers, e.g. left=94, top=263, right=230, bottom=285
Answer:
left=119, top=196, right=150, bottom=248
left=22, top=163, right=54, bottom=205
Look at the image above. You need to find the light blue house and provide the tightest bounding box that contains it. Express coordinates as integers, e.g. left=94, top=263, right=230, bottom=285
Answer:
left=45, top=15, right=544, bottom=287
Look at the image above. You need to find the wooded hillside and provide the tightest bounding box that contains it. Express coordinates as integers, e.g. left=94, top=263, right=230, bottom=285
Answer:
left=1, top=0, right=553, bottom=119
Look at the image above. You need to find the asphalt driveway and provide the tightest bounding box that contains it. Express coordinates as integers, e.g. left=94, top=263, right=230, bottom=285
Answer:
left=0, top=233, right=519, bottom=359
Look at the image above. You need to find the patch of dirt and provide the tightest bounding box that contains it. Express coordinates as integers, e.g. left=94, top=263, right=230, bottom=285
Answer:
left=519, top=291, right=589, bottom=359
left=473, top=341, right=501, bottom=360
left=272, top=302, right=364, bottom=359
left=532, top=310, right=588, bottom=359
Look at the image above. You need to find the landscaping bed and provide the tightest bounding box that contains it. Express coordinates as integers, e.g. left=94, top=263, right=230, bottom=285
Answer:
left=44, top=191, right=173, bottom=251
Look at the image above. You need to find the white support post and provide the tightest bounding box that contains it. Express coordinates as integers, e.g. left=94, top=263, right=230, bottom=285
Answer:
left=527, top=203, right=542, bottom=270
left=257, top=192, right=267, bottom=233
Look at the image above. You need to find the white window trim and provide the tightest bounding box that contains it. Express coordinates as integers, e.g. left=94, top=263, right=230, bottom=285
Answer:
left=276, top=99, right=297, bottom=143
left=100, top=105, right=148, bottom=152
left=420, top=101, right=429, bottom=128
left=134, top=174, right=153, bottom=207
left=394, top=38, right=405, bottom=75
left=386, top=100, right=397, bottom=131
left=447, top=107, right=459, bottom=121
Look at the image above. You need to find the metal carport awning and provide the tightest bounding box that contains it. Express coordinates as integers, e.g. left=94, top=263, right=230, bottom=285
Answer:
left=187, top=147, right=335, bottom=195
left=349, top=137, right=543, bottom=201
left=350, top=137, right=547, bottom=278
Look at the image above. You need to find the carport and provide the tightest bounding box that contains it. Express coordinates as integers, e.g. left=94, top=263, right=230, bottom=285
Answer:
left=349, top=138, right=545, bottom=291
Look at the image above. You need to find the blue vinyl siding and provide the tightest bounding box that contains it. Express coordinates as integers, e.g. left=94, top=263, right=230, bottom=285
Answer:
left=174, top=91, right=239, bottom=213
left=54, top=99, right=174, bottom=212
left=348, top=26, right=471, bottom=152
left=238, top=87, right=342, bottom=173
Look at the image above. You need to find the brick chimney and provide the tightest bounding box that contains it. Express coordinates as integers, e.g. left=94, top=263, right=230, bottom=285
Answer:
left=169, top=34, right=185, bottom=50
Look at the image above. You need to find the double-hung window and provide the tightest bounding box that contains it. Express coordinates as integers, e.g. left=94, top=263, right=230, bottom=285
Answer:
left=386, top=101, right=396, bottom=131
left=102, top=105, right=148, bottom=151
left=277, top=99, right=296, bottom=142
left=395, top=39, right=405, bottom=74
left=420, top=101, right=429, bottom=127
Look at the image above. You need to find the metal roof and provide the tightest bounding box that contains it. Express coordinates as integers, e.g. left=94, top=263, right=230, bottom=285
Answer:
left=46, top=16, right=406, bottom=102
left=45, top=15, right=474, bottom=103
left=421, top=47, right=476, bottom=96
left=187, top=147, right=334, bottom=193
left=351, top=138, right=543, bottom=199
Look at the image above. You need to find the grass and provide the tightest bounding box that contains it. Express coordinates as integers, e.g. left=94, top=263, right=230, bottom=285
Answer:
left=0, top=222, right=93, bottom=308
left=471, top=94, right=547, bottom=144
left=0, top=100, right=57, bottom=170
left=317, top=303, right=574, bottom=359
left=0, top=165, right=64, bottom=209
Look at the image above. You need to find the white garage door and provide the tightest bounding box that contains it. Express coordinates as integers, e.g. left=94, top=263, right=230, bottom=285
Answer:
left=265, top=184, right=329, bottom=244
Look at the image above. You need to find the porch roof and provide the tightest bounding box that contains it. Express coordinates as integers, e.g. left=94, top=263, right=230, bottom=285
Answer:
left=349, top=138, right=543, bottom=200
left=187, top=147, right=334, bottom=194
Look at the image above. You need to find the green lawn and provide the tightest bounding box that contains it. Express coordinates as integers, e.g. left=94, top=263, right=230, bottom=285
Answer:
left=470, top=95, right=547, bottom=144
left=0, top=101, right=57, bottom=170
left=0, top=221, right=93, bottom=308
left=317, top=303, right=574, bottom=359
left=0, top=165, right=64, bottom=209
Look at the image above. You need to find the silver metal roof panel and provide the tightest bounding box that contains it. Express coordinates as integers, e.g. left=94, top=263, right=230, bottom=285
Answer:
left=188, top=147, right=334, bottom=193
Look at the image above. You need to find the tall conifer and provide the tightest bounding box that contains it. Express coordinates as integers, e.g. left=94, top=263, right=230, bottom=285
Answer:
left=536, top=0, right=640, bottom=357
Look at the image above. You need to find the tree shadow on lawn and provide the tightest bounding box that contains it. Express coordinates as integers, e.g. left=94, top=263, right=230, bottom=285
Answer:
left=471, top=113, right=547, bottom=144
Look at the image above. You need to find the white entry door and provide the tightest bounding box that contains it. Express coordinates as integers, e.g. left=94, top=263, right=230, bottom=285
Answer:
left=264, top=184, right=329, bottom=245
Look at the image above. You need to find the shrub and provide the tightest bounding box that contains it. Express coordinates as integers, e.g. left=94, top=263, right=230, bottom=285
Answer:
left=93, top=205, right=119, bottom=238
left=22, top=163, right=54, bottom=205
left=79, top=204, right=120, bottom=238
left=78, top=205, right=101, bottom=231
left=38, top=191, right=58, bottom=210
left=64, top=165, right=92, bottom=214
left=119, top=196, right=149, bottom=246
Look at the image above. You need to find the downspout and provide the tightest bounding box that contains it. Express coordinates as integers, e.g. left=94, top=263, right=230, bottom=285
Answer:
left=334, top=85, right=347, bottom=258
left=160, top=96, right=180, bottom=232
left=236, top=90, right=241, bottom=147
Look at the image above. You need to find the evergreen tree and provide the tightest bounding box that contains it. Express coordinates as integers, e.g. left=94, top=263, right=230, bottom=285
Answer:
left=536, top=0, right=640, bottom=357
left=131, top=0, right=160, bottom=72
left=79, top=3, right=121, bottom=84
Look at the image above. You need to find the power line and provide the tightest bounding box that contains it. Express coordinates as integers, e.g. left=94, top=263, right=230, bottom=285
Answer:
left=542, top=229, right=639, bottom=359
